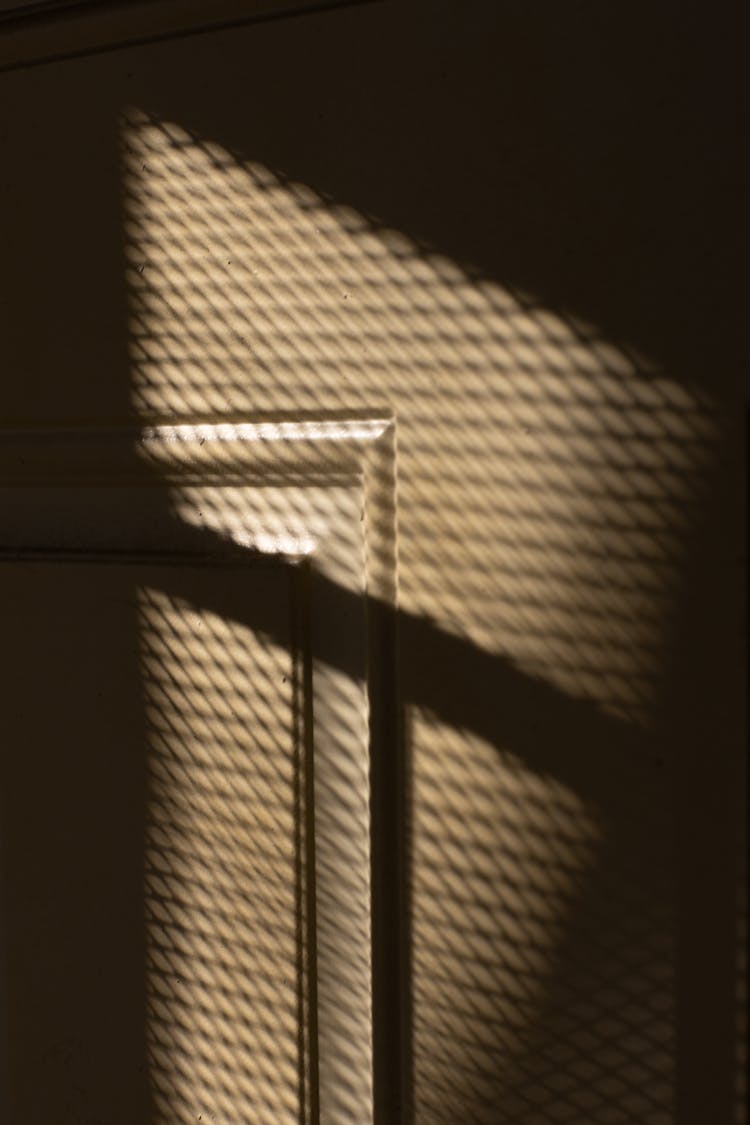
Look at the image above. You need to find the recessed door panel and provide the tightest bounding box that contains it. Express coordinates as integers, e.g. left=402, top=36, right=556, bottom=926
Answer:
left=0, top=420, right=394, bottom=1124
left=1, top=558, right=308, bottom=1124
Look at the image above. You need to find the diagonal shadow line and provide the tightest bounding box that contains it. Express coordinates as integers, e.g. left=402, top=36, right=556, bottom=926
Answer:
left=150, top=507, right=656, bottom=811
left=146, top=503, right=666, bottom=1123
left=2, top=498, right=666, bottom=1123
left=0, top=507, right=673, bottom=1125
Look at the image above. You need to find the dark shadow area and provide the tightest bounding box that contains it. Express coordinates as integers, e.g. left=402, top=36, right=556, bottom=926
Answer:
left=0, top=561, right=154, bottom=1123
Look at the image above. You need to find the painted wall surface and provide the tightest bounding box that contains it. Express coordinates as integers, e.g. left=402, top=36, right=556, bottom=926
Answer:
left=0, top=2, right=745, bottom=1122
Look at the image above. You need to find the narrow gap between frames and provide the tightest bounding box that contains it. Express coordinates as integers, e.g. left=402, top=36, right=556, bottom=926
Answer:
left=291, top=556, right=321, bottom=1125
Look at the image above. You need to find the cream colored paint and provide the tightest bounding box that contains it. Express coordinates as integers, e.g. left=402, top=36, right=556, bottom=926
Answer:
left=138, top=584, right=302, bottom=1124
left=122, top=111, right=717, bottom=727
left=120, top=111, right=719, bottom=1122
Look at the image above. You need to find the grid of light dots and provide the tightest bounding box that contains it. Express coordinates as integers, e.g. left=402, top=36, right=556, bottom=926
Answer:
left=122, top=109, right=721, bottom=1123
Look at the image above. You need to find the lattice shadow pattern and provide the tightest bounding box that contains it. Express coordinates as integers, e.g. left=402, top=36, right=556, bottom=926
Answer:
left=120, top=110, right=726, bottom=1123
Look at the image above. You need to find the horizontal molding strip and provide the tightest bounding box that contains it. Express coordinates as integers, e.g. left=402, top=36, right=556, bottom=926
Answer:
left=0, top=415, right=394, bottom=482
left=0, top=0, right=376, bottom=72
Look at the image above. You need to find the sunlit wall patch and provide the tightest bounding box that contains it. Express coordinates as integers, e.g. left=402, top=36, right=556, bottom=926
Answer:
left=120, top=106, right=722, bottom=1124
left=137, top=582, right=306, bottom=1124
left=120, top=108, right=719, bottom=728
